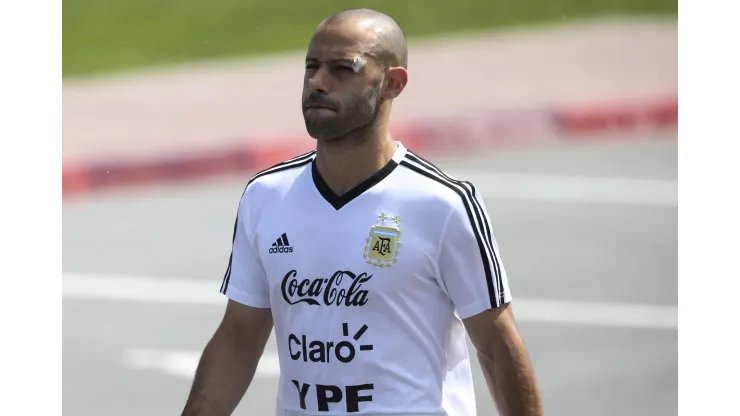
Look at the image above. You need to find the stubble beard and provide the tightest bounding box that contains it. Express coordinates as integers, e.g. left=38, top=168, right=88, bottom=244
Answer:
left=304, top=80, right=383, bottom=145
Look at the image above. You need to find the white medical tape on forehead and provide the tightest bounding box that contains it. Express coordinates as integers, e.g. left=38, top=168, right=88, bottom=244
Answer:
left=352, top=56, right=367, bottom=73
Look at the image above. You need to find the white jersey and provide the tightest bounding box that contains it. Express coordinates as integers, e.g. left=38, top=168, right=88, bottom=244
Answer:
left=220, top=142, right=512, bottom=416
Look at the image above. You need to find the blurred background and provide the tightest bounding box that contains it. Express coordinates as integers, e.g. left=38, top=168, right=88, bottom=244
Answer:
left=62, top=1, right=677, bottom=415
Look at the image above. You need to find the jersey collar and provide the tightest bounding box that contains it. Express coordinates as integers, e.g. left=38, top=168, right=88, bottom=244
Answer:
left=312, top=142, right=407, bottom=211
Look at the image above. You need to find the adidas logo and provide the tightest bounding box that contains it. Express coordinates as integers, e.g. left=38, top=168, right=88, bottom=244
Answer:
left=269, top=233, right=293, bottom=254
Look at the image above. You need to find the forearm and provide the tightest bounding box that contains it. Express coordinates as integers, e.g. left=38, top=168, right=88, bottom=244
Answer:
left=477, top=337, right=543, bottom=416
left=181, top=326, right=265, bottom=416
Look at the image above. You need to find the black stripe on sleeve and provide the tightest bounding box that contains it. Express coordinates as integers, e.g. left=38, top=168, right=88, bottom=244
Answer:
left=219, top=220, right=238, bottom=294
left=401, top=155, right=504, bottom=307
left=406, top=151, right=505, bottom=302
left=470, top=186, right=506, bottom=303
left=407, top=152, right=495, bottom=250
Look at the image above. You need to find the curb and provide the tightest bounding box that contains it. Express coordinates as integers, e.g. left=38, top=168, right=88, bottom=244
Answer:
left=62, top=95, right=677, bottom=197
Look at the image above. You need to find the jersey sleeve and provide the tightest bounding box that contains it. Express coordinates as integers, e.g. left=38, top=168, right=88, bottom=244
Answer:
left=437, top=186, right=512, bottom=319
left=218, top=190, right=271, bottom=308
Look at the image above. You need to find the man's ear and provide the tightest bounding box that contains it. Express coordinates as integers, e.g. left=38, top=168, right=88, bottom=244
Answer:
left=382, top=67, right=408, bottom=99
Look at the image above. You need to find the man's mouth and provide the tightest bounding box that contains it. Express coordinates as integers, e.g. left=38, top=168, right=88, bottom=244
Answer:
left=305, top=103, right=335, bottom=110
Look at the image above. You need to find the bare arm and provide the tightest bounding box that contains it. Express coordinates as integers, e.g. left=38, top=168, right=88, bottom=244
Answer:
left=464, top=304, right=543, bottom=416
left=181, top=300, right=273, bottom=416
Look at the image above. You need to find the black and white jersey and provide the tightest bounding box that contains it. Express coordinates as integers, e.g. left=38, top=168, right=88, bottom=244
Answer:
left=220, top=142, right=511, bottom=415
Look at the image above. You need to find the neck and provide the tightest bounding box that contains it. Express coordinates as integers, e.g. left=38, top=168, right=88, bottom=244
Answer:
left=314, top=126, right=397, bottom=196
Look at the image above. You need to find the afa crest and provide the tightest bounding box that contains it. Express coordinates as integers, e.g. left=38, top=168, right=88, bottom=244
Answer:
left=364, top=213, right=401, bottom=268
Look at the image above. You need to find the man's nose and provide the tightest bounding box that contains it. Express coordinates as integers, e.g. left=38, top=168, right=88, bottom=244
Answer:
left=308, top=66, right=332, bottom=93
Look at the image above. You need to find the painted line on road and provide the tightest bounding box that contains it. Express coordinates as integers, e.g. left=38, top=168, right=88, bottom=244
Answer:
left=124, top=348, right=280, bottom=379
left=63, top=273, right=677, bottom=330
left=449, top=171, right=677, bottom=207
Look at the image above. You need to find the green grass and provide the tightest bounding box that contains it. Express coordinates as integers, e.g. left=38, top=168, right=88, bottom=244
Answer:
left=63, top=0, right=676, bottom=77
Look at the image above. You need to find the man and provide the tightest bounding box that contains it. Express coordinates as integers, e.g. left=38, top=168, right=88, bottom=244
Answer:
left=181, top=8, right=543, bottom=416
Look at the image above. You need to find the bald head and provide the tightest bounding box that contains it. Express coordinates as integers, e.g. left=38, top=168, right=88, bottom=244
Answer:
left=318, top=8, right=408, bottom=69
left=302, top=9, right=409, bottom=142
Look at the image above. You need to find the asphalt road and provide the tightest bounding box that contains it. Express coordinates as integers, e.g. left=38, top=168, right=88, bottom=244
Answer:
left=62, top=136, right=677, bottom=416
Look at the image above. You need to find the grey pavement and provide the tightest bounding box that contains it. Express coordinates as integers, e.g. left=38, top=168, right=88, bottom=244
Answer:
left=62, top=137, right=677, bottom=416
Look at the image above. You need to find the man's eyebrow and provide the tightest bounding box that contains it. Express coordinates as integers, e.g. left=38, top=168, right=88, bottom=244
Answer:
left=305, top=57, right=358, bottom=65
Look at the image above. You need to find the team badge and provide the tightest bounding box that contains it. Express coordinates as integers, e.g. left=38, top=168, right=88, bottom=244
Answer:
left=364, top=213, right=401, bottom=268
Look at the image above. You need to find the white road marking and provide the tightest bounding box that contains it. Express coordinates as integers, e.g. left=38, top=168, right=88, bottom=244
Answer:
left=63, top=273, right=677, bottom=330
left=124, top=348, right=280, bottom=379
left=63, top=273, right=223, bottom=305
left=122, top=296, right=677, bottom=380
left=448, top=171, right=677, bottom=207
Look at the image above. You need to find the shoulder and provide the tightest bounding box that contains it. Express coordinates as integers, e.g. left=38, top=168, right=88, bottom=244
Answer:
left=397, top=149, right=486, bottom=215
left=238, top=150, right=316, bottom=207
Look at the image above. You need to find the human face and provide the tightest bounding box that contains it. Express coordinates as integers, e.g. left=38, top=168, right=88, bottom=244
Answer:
left=301, top=28, right=384, bottom=142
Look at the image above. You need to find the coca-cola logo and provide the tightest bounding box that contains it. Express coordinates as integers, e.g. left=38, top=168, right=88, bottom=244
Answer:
left=281, top=270, right=372, bottom=307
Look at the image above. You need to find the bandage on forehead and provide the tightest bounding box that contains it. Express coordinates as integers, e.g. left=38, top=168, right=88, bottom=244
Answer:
left=351, top=56, right=367, bottom=73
